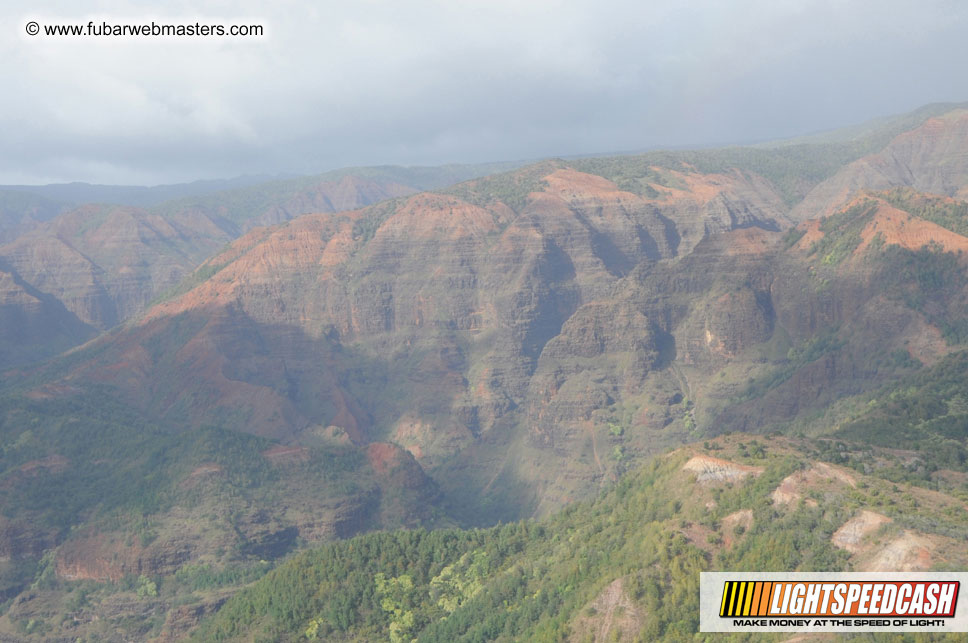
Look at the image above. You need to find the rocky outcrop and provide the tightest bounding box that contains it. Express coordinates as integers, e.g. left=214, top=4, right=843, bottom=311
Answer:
left=831, top=510, right=892, bottom=553
left=0, top=517, right=57, bottom=561
left=365, top=442, right=441, bottom=527
left=772, top=463, right=856, bottom=507
left=525, top=299, right=658, bottom=448
left=55, top=531, right=196, bottom=582
left=863, top=532, right=935, bottom=572
left=0, top=206, right=218, bottom=330
left=27, top=139, right=968, bottom=524
left=855, top=197, right=968, bottom=254
left=678, top=286, right=774, bottom=364
left=682, top=455, right=763, bottom=484
left=638, top=167, right=790, bottom=256
left=0, top=262, right=95, bottom=365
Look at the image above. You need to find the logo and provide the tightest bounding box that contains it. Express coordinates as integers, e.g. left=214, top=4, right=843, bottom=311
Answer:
left=701, top=572, right=968, bottom=633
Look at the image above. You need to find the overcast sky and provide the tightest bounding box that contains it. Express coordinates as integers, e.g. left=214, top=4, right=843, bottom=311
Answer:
left=2, top=0, right=967, bottom=185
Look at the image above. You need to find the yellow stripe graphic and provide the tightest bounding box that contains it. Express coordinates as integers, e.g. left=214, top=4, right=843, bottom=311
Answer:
left=743, top=581, right=755, bottom=615
left=720, top=580, right=778, bottom=617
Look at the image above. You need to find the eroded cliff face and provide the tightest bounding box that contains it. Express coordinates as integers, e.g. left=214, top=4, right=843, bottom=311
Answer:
left=48, top=168, right=780, bottom=431
left=792, top=109, right=968, bottom=219
left=0, top=206, right=216, bottom=330
left=632, top=166, right=791, bottom=255
left=0, top=165, right=808, bottom=515
left=0, top=176, right=420, bottom=369
left=26, top=140, right=968, bottom=522
left=0, top=266, right=95, bottom=366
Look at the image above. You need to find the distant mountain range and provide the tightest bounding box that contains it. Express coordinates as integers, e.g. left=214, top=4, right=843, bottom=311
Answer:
left=0, top=161, right=528, bottom=210
left=0, top=162, right=523, bottom=369
left=0, top=175, right=286, bottom=209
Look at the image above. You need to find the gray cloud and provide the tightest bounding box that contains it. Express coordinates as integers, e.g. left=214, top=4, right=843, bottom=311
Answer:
left=2, top=0, right=967, bottom=184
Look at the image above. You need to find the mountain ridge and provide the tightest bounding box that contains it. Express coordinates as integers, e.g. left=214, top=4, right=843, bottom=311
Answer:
left=0, top=166, right=520, bottom=369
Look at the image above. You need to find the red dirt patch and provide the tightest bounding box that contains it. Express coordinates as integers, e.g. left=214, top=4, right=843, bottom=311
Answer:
left=641, top=167, right=732, bottom=204
left=55, top=529, right=195, bottom=582
left=797, top=195, right=968, bottom=258
left=19, top=454, right=69, bottom=475
left=793, top=219, right=824, bottom=250
left=855, top=199, right=968, bottom=254
left=366, top=442, right=433, bottom=492
left=680, top=521, right=717, bottom=553
left=319, top=226, right=356, bottom=267
left=935, top=468, right=968, bottom=488
left=903, top=318, right=950, bottom=366
left=188, top=463, right=224, bottom=478
left=366, top=442, right=405, bottom=474
left=180, top=463, right=225, bottom=489
left=721, top=509, right=753, bottom=548
left=327, top=388, right=367, bottom=444
left=23, top=384, right=82, bottom=400
left=56, top=533, right=135, bottom=582
left=674, top=169, right=736, bottom=203
left=542, top=168, right=627, bottom=199
left=262, top=445, right=310, bottom=465
left=377, top=193, right=499, bottom=242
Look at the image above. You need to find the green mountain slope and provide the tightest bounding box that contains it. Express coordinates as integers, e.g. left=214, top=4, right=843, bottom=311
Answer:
left=0, top=390, right=444, bottom=640
left=194, top=435, right=968, bottom=642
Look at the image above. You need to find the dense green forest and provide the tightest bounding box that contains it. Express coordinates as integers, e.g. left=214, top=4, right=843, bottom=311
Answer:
left=194, top=440, right=968, bottom=642
left=831, top=351, right=968, bottom=475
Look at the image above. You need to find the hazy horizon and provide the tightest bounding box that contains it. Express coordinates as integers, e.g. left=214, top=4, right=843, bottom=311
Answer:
left=3, top=0, right=968, bottom=185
